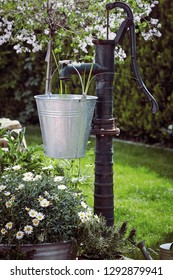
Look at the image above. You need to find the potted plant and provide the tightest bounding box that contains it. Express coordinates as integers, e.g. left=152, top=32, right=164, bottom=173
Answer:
left=0, top=164, right=93, bottom=259
left=77, top=215, right=136, bottom=260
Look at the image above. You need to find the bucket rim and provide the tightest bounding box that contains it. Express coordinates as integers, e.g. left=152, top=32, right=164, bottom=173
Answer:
left=34, top=94, right=98, bottom=100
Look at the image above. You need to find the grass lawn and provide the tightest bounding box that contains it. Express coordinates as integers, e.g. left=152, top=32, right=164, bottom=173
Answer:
left=112, top=142, right=173, bottom=258
left=26, top=126, right=173, bottom=259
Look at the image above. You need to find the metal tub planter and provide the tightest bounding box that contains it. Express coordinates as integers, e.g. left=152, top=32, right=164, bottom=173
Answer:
left=0, top=242, right=75, bottom=260
left=35, top=94, right=97, bottom=159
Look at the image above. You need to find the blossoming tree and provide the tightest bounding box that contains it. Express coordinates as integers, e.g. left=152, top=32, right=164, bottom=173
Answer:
left=0, top=0, right=161, bottom=93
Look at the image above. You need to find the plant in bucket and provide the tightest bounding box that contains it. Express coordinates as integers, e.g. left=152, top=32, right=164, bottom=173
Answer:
left=0, top=161, right=93, bottom=260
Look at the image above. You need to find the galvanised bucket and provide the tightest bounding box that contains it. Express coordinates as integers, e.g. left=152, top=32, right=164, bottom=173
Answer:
left=34, top=94, right=97, bottom=159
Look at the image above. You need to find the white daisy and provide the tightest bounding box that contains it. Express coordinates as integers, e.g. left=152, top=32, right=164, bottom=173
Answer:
left=0, top=185, right=7, bottom=191
left=54, top=176, right=64, bottom=182
left=12, top=165, right=21, bottom=171
left=5, top=201, right=12, bottom=208
left=78, top=212, right=87, bottom=223
left=36, top=212, right=45, bottom=221
left=33, top=175, right=42, bottom=181
left=4, top=191, right=11, bottom=196
left=85, top=211, right=92, bottom=220
left=81, top=201, right=87, bottom=208
left=24, top=225, right=33, bottom=235
left=1, top=228, right=7, bottom=235
left=38, top=195, right=44, bottom=202
left=10, top=196, right=15, bottom=202
left=58, top=185, right=67, bottom=190
left=16, top=184, right=25, bottom=190
left=28, top=209, right=38, bottom=218
left=40, top=198, right=50, bottom=207
left=5, top=222, right=13, bottom=230
left=23, top=172, right=34, bottom=181
left=16, top=231, right=24, bottom=240
left=32, top=219, right=39, bottom=227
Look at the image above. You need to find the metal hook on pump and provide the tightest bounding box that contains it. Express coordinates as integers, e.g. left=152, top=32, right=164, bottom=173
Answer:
left=106, top=1, right=159, bottom=113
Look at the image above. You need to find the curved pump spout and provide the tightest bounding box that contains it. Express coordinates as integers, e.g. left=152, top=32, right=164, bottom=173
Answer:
left=59, top=61, right=108, bottom=81
left=106, top=1, right=159, bottom=113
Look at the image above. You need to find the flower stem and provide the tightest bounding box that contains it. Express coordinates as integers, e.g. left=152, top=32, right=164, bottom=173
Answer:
left=45, top=39, right=52, bottom=95
left=71, top=64, right=85, bottom=96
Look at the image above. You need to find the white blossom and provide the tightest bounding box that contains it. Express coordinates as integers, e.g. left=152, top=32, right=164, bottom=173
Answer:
left=42, top=165, right=54, bottom=170
left=32, top=219, right=39, bottom=227
left=81, top=201, right=87, bottom=208
left=0, top=185, right=7, bottom=191
left=58, top=185, right=67, bottom=190
left=24, top=225, right=33, bottom=235
left=16, top=231, right=24, bottom=240
left=28, top=209, right=38, bottom=218
left=5, top=201, right=12, bottom=208
left=54, top=176, right=64, bottom=182
left=4, top=191, right=11, bottom=196
left=22, top=172, right=34, bottom=181
left=33, top=175, right=42, bottom=181
left=5, top=222, right=13, bottom=230
left=0, top=0, right=161, bottom=61
left=40, top=198, right=50, bottom=207
left=36, top=212, right=45, bottom=221
left=12, top=165, right=21, bottom=171
left=1, top=228, right=7, bottom=235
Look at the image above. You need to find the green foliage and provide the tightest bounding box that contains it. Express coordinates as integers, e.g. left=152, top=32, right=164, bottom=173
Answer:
left=0, top=45, right=46, bottom=124
left=77, top=216, right=136, bottom=259
left=0, top=128, right=44, bottom=173
left=25, top=125, right=42, bottom=145
left=113, top=0, right=173, bottom=144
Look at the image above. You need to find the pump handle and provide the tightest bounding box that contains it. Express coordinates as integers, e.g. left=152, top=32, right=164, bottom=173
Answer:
left=106, top=1, right=159, bottom=113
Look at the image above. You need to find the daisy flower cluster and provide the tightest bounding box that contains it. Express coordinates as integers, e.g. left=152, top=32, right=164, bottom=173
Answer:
left=78, top=203, right=92, bottom=223
left=0, top=164, right=91, bottom=245
left=14, top=209, right=45, bottom=241
left=78, top=209, right=100, bottom=224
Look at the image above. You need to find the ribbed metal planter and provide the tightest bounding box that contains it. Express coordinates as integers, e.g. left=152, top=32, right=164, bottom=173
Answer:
left=159, top=243, right=173, bottom=260
left=0, top=242, right=75, bottom=260
left=35, top=94, right=97, bottom=159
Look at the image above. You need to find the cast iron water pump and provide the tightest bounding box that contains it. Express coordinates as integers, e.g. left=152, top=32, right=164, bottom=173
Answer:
left=59, top=1, right=158, bottom=226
